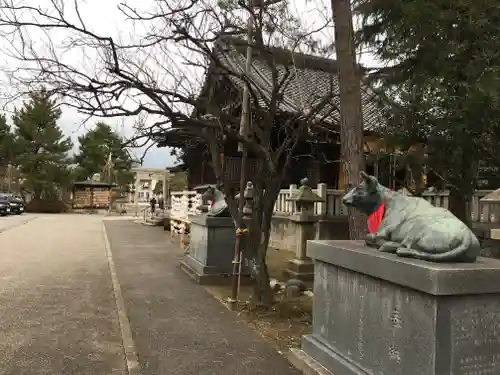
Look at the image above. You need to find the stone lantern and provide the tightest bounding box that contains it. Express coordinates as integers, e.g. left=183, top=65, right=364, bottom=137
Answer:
left=287, top=178, right=324, bottom=217
left=284, top=177, right=325, bottom=281
left=235, top=181, right=254, bottom=220
left=481, top=188, right=500, bottom=239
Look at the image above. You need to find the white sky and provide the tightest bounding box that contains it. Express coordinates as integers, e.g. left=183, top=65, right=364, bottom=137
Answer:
left=0, top=0, right=378, bottom=168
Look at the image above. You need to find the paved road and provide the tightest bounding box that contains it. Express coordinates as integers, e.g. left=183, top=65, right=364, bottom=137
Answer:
left=0, top=213, right=36, bottom=232
left=0, top=215, right=299, bottom=375
left=104, top=220, right=300, bottom=375
left=0, top=214, right=125, bottom=375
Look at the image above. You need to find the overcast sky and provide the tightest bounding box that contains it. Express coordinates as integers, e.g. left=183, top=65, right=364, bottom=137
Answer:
left=0, top=0, right=377, bottom=169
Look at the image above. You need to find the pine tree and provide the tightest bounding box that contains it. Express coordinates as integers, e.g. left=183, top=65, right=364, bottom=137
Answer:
left=12, top=90, right=73, bottom=199
left=74, top=122, right=134, bottom=191
left=355, top=0, right=500, bottom=225
left=0, top=114, right=16, bottom=167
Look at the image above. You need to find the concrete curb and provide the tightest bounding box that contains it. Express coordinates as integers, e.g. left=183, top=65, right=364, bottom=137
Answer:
left=102, top=222, right=142, bottom=375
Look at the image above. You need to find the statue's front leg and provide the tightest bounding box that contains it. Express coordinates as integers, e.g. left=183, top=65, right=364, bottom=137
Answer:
left=365, top=230, right=389, bottom=248
left=378, top=241, right=400, bottom=253
left=365, top=233, right=378, bottom=247
left=365, top=224, right=397, bottom=248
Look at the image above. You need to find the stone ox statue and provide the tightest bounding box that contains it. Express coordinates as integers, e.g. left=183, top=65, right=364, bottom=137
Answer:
left=341, top=172, right=480, bottom=263
left=202, top=186, right=230, bottom=217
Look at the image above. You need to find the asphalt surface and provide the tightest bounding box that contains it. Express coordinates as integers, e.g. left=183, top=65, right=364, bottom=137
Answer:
left=0, top=213, right=36, bottom=232
left=0, top=215, right=125, bottom=375
left=0, top=214, right=299, bottom=375
left=104, top=220, right=300, bottom=375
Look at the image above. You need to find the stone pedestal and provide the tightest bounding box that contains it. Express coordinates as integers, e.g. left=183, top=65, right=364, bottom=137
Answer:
left=180, top=215, right=249, bottom=284
left=283, top=213, right=317, bottom=281
left=290, top=240, right=500, bottom=375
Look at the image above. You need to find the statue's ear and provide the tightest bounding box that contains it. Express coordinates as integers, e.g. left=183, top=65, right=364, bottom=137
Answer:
left=360, top=171, right=378, bottom=189
left=360, top=171, right=370, bottom=181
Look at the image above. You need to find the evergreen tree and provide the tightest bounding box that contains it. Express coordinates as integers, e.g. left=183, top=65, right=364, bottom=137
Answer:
left=12, top=90, right=73, bottom=199
left=0, top=115, right=18, bottom=192
left=355, top=0, right=500, bottom=225
left=0, top=114, right=16, bottom=167
left=74, top=122, right=134, bottom=191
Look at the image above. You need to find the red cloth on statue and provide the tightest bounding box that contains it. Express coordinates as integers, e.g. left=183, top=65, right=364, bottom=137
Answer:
left=367, top=189, right=391, bottom=233
left=367, top=201, right=385, bottom=233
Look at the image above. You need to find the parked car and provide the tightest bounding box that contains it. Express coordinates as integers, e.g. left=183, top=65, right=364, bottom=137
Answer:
left=0, top=195, right=10, bottom=216
left=0, top=193, right=24, bottom=215
left=9, top=196, right=25, bottom=215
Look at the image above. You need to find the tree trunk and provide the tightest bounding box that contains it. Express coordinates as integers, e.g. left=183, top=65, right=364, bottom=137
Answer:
left=331, top=0, right=366, bottom=239
left=449, top=188, right=472, bottom=228
left=33, top=185, right=42, bottom=200
left=251, top=237, right=273, bottom=306
left=247, top=186, right=275, bottom=307
left=448, top=150, right=477, bottom=228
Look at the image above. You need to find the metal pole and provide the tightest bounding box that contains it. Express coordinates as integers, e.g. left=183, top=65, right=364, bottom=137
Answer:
left=237, top=12, right=254, bottom=153
left=229, top=1, right=254, bottom=308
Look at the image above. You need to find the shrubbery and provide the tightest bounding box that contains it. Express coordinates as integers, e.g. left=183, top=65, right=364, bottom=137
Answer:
left=25, top=198, right=69, bottom=213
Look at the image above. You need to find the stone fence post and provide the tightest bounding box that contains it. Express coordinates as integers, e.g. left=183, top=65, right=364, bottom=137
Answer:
left=316, top=182, right=327, bottom=216
left=288, top=184, right=297, bottom=214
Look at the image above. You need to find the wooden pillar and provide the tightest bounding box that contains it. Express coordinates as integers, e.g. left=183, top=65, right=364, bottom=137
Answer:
left=338, top=166, right=345, bottom=190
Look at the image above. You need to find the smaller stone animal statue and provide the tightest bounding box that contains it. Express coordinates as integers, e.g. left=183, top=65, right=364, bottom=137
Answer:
left=202, top=186, right=230, bottom=217
left=341, top=172, right=480, bottom=263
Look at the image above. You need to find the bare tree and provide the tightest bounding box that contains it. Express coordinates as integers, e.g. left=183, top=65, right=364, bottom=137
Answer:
left=0, top=0, right=340, bottom=304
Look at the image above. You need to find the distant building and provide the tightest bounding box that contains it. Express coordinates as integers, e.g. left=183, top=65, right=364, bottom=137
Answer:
left=72, top=180, right=116, bottom=209
left=131, top=167, right=171, bottom=203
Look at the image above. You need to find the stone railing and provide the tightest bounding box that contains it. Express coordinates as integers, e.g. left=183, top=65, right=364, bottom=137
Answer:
left=275, top=185, right=496, bottom=224
left=274, top=184, right=346, bottom=216
left=417, top=189, right=493, bottom=224
left=169, top=190, right=201, bottom=235
left=169, top=186, right=499, bottom=229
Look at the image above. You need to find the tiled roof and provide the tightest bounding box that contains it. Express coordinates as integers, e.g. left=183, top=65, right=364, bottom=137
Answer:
left=213, top=36, right=385, bottom=131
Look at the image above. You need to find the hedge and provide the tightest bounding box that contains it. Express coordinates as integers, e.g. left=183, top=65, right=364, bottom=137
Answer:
left=25, top=199, right=69, bottom=213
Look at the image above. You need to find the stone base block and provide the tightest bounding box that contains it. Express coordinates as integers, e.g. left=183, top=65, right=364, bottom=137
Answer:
left=283, top=258, right=314, bottom=281
left=288, top=347, right=333, bottom=375
left=181, top=215, right=251, bottom=284
left=297, top=240, right=500, bottom=375
left=180, top=254, right=251, bottom=285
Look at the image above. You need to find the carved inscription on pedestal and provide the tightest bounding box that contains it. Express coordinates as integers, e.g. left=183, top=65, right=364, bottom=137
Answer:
left=451, top=304, right=500, bottom=375
left=357, top=294, right=365, bottom=360
left=388, top=308, right=402, bottom=365
left=315, top=264, right=436, bottom=375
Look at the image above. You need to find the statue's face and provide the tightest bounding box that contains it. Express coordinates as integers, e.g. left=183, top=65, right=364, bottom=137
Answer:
left=205, top=187, right=230, bottom=217
left=202, top=187, right=215, bottom=202
left=342, top=172, right=383, bottom=215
